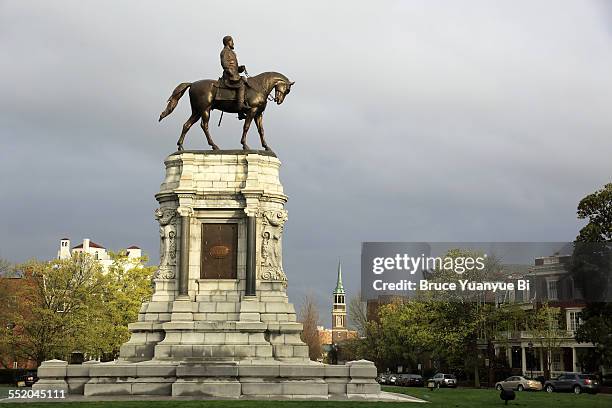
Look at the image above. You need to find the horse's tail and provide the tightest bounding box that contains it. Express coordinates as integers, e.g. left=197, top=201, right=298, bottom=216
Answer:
left=159, top=82, right=192, bottom=122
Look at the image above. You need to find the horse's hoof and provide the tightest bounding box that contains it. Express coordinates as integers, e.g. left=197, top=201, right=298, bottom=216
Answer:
left=211, top=145, right=220, bottom=150
left=177, top=145, right=183, bottom=151
left=263, top=145, right=271, bottom=151
left=242, top=145, right=250, bottom=151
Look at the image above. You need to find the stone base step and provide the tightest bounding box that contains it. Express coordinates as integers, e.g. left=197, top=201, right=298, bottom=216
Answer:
left=33, top=359, right=381, bottom=398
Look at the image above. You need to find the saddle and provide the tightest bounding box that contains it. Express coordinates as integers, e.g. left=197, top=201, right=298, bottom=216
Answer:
left=214, top=77, right=251, bottom=102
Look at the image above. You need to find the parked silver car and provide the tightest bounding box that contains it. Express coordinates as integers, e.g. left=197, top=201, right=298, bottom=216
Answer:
left=544, top=373, right=600, bottom=394
left=429, top=373, right=457, bottom=388
left=495, top=376, right=542, bottom=391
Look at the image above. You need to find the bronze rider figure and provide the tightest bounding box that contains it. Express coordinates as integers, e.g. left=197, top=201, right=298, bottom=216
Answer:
left=220, top=35, right=250, bottom=116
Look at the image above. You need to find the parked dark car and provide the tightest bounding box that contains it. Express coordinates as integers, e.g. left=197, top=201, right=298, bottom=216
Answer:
left=544, top=373, right=600, bottom=394
left=395, top=374, right=410, bottom=386
left=16, top=371, right=38, bottom=387
left=429, top=373, right=457, bottom=388
left=404, top=374, right=424, bottom=387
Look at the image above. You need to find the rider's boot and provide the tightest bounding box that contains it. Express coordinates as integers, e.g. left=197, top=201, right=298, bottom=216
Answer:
left=237, top=82, right=249, bottom=120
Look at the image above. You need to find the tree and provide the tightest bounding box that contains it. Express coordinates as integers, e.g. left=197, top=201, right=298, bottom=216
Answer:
left=341, top=304, right=387, bottom=368
left=527, top=303, right=568, bottom=379
left=347, top=291, right=368, bottom=337
left=297, top=294, right=323, bottom=361
left=6, top=255, right=107, bottom=365
left=349, top=249, right=518, bottom=385
left=2, top=253, right=155, bottom=365
left=91, top=252, right=155, bottom=359
left=0, top=257, right=17, bottom=367
left=0, top=257, right=13, bottom=276
left=574, top=304, right=612, bottom=369
left=418, top=249, right=503, bottom=387
left=575, top=183, right=612, bottom=242
left=569, top=183, right=612, bottom=370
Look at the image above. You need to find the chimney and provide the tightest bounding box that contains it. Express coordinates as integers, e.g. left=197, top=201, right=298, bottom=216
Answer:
left=83, top=238, right=90, bottom=253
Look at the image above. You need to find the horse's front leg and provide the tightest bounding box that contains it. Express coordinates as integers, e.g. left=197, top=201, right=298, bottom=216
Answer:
left=240, top=109, right=257, bottom=150
left=254, top=113, right=270, bottom=151
left=201, top=109, right=219, bottom=150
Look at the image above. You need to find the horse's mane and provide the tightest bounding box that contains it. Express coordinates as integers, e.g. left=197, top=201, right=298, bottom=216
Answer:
left=247, top=72, right=290, bottom=93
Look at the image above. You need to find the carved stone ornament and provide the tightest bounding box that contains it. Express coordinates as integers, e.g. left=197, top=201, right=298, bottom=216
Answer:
left=154, top=207, right=178, bottom=279
left=259, top=210, right=288, bottom=284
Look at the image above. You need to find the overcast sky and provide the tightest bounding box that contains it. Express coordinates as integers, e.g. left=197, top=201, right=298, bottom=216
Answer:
left=1, top=0, right=611, bottom=326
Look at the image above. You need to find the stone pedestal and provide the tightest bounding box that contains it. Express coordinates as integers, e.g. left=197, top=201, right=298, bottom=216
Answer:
left=34, top=150, right=381, bottom=399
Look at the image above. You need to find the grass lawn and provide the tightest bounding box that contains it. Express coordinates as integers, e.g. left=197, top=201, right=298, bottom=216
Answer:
left=384, top=386, right=612, bottom=408
left=0, top=400, right=409, bottom=407
left=0, top=386, right=609, bottom=407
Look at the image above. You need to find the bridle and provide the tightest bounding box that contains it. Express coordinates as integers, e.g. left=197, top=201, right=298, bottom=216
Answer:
left=245, top=71, right=285, bottom=102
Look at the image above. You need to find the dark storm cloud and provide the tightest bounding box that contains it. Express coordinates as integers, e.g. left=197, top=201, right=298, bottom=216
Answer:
left=1, top=0, right=611, bottom=325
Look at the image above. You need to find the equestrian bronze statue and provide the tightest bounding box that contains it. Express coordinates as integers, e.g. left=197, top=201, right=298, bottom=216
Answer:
left=159, top=35, right=294, bottom=151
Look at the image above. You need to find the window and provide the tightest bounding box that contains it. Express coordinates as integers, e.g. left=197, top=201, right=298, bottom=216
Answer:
left=568, top=311, right=581, bottom=332
left=551, top=352, right=561, bottom=371
left=547, top=279, right=558, bottom=300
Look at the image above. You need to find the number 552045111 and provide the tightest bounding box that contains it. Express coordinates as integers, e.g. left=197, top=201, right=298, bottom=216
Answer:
left=8, top=389, right=65, bottom=399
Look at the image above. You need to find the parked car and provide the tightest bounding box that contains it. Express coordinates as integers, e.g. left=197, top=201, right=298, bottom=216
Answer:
left=429, top=373, right=457, bottom=388
left=387, top=374, right=398, bottom=385
left=404, top=374, right=424, bottom=387
left=495, top=376, right=542, bottom=391
left=16, top=371, right=38, bottom=387
left=376, top=374, right=388, bottom=384
left=395, top=374, right=410, bottom=386
left=544, top=373, right=600, bottom=394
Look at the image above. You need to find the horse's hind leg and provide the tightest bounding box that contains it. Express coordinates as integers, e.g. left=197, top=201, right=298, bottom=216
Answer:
left=177, top=113, right=200, bottom=151
left=201, top=109, right=219, bottom=150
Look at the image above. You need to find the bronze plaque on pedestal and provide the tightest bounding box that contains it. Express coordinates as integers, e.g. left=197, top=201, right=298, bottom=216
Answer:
left=201, top=223, right=237, bottom=279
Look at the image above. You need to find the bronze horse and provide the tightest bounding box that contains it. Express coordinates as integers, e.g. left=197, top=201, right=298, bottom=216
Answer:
left=159, top=72, right=294, bottom=151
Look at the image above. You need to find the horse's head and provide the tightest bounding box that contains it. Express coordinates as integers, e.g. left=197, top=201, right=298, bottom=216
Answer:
left=273, top=80, right=295, bottom=105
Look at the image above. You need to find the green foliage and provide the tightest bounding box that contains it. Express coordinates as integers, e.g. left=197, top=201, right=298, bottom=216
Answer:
left=570, top=183, right=612, bottom=369
left=575, top=183, right=612, bottom=242
left=89, top=252, right=156, bottom=359
left=575, top=302, right=612, bottom=367
left=340, top=314, right=387, bottom=368
left=347, top=249, right=521, bottom=381
left=526, top=303, right=568, bottom=378
left=2, top=253, right=154, bottom=364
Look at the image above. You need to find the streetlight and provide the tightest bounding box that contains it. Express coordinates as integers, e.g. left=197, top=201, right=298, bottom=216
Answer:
left=528, top=341, right=534, bottom=379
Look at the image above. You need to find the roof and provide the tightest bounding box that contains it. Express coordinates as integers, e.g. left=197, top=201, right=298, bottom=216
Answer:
left=334, top=261, right=345, bottom=294
left=73, top=241, right=105, bottom=249
left=127, top=245, right=141, bottom=249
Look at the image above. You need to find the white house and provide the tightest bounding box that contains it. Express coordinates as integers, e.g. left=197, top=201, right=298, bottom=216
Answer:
left=57, top=238, right=142, bottom=272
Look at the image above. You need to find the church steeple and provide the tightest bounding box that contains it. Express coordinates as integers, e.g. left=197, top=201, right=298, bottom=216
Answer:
left=332, top=260, right=347, bottom=342
left=334, top=261, right=345, bottom=294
